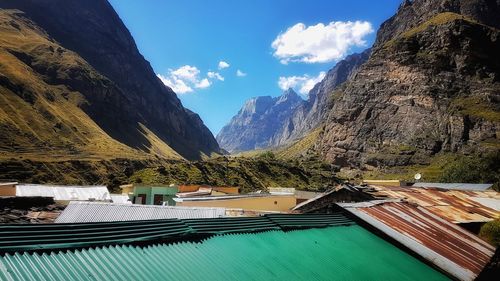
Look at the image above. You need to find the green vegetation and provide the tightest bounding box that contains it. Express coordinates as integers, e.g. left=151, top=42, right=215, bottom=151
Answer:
left=384, top=12, right=485, bottom=48
left=449, top=96, right=500, bottom=122
left=276, top=127, right=323, bottom=159
left=401, top=12, right=475, bottom=38
left=479, top=219, right=500, bottom=247
left=0, top=10, right=183, bottom=161
left=130, top=156, right=339, bottom=193
left=362, top=151, right=500, bottom=191
left=439, top=151, right=500, bottom=190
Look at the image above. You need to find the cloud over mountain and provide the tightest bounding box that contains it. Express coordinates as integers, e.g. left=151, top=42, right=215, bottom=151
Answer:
left=272, top=21, right=373, bottom=64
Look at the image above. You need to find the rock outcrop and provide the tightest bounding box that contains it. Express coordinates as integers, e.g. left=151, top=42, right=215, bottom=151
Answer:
left=0, top=0, right=220, bottom=160
left=272, top=50, right=370, bottom=147
left=315, top=0, right=500, bottom=168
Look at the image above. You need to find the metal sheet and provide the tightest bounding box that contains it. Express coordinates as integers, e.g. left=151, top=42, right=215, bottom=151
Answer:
left=412, top=183, right=493, bottom=191
left=342, top=201, right=495, bottom=281
left=55, top=201, right=227, bottom=223
left=16, top=184, right=111, bottom=201
left=0, top=226, right=449, bottom=281
left=1, top=212, right=356, bottom=253
left=371, top=185, right=500, bottom=223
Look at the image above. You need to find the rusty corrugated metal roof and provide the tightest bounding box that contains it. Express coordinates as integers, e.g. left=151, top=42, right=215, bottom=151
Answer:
left=340, top=201, right=496, bottom=281
left=370, top=185, right=500, bottom=223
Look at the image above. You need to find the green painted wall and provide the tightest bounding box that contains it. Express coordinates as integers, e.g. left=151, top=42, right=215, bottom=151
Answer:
left=133, top=185, right=178, bottom=205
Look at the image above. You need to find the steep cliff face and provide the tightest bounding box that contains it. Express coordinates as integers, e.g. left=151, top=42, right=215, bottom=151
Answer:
left=315, top=0, right=500, bottom=168
left=217, top=89, right=304, bottom=152
left=0, top=0, right=220, bottom=160
left=272, top=50, right=370, bottom=147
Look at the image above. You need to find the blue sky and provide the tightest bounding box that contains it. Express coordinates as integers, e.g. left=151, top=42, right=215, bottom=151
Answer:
left=108, top=0, right=401, bottom=135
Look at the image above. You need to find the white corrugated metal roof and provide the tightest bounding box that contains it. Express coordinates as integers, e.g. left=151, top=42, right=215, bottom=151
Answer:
left=412, top=182, right=492, bottom=191
left=16, top=184, right=111, bottom=201
left=55, top=201, right=227, bottom=223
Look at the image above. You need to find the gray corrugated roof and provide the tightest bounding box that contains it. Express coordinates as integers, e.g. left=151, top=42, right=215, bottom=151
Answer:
left=16, top=184, right=111, bottom=200
left=412, top=182, right=492, bottom=191
left=55, top=201, right=226, bottom=223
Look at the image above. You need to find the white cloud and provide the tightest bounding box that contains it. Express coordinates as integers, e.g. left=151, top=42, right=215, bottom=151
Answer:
left=195, top=78, right=211, bottom=89
left=157, top=74, right=193, bottom=94
left=272, top=21, right=373, bottom=64
left=207, top=71, right=224, bottom=81
left=170, top=65, right=200, bottom=82
left=278, top=71, right=326, bottom=95
left=218, top=61, right=230, bottom=69
left=236, top=69, right=247, bottom=77
left=158, top=65, right=224, bottom=94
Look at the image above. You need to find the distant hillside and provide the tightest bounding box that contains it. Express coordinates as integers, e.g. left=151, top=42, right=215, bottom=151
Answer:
left=0, top=0, right=220, bottom=161
left=217, top=88, right=304, bottom=152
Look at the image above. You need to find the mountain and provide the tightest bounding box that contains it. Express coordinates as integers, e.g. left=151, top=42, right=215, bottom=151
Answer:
left=217, top=50, right=370, bottom=153
left=217, top=88, right=304, bottom=152
left=313, top=0, right=499, bottom=169
left=0, top=0, right=220, bottom=161
left=272, top=50, right=370, bottom=147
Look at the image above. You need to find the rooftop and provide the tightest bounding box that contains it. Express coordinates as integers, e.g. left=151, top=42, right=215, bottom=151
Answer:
left=412, top=182, right=493, bottom=191
left=340, top=201, right=496, bottom=281
left=16, top=184, right=111, bottom=201
left=369, top=185, right=500, bottom=223
left=0, top=224, right=449, bottom=281
left=55, top=201, right=227, bottom=223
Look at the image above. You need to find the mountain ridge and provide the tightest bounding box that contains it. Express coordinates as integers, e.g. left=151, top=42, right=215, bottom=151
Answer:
left=0, top=0, right=221, bottom=160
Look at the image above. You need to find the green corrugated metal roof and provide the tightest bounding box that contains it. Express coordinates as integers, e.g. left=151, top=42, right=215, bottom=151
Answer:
left=0, top=225, right=450, bottom=281
left=0, top=213, right=355, bottom=253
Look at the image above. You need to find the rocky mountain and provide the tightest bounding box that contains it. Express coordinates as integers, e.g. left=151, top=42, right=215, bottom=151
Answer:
left=217, top=50, right=369, bottom=153
left=0, top=0, right=220, bottom=161
left=272, top=50, right=371, bottom=147
left=313, top=0, right=499, bottom=170
left=217, top=88, right=304, bottom=152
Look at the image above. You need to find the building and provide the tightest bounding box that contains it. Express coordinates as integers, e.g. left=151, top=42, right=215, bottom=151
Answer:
left=120, top=184, right=179, bottom=205
left=15, top=184, right=111, bottom=202
left=55, top=201, right=227, bottom=223
left=293, top=184, right=375, bottom=213
left=361, top=179, right=405, bottom=186
left=339, top=200, right=496, bottom=281
left=175, top=194, right=297, bottom=212
left=368, top=185, right=500, bottom=225
left=0, top=182, right=18, bottom=196
left=178, top=185, right=239, bottom=195
left=412, top=182, right=493, bottom=191
left=0, top=213, right=450, bottom=280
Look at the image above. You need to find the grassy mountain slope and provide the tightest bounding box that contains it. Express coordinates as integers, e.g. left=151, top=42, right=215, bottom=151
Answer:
left=0, top=10, right=182, bottom=161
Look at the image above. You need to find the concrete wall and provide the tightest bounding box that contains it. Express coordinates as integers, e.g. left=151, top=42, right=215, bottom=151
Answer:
left=177, top=195, right=296, bottom=212
left=0, top=183, right=17, bottom=196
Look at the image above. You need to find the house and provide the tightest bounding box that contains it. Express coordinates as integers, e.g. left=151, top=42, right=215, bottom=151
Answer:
left=0, top=182, right=18, bottom=196
left=178, top=185, right=239, bottom=195
left=339, top=200, right=496, bottom=281
left=361, top=179, right=405, bottom=186
left=55, top=201, right=227, bottom=223
left=14, top=184, right=111, bottom=202
left=174, top=193, right=297, bottom=212
left=293, top=184, right=375, bottom=213
left=120, top=184, right=178, bottom=205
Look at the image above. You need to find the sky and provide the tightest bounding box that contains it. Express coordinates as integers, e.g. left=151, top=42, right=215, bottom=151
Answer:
left=108, top=0, right=402, bottom=135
